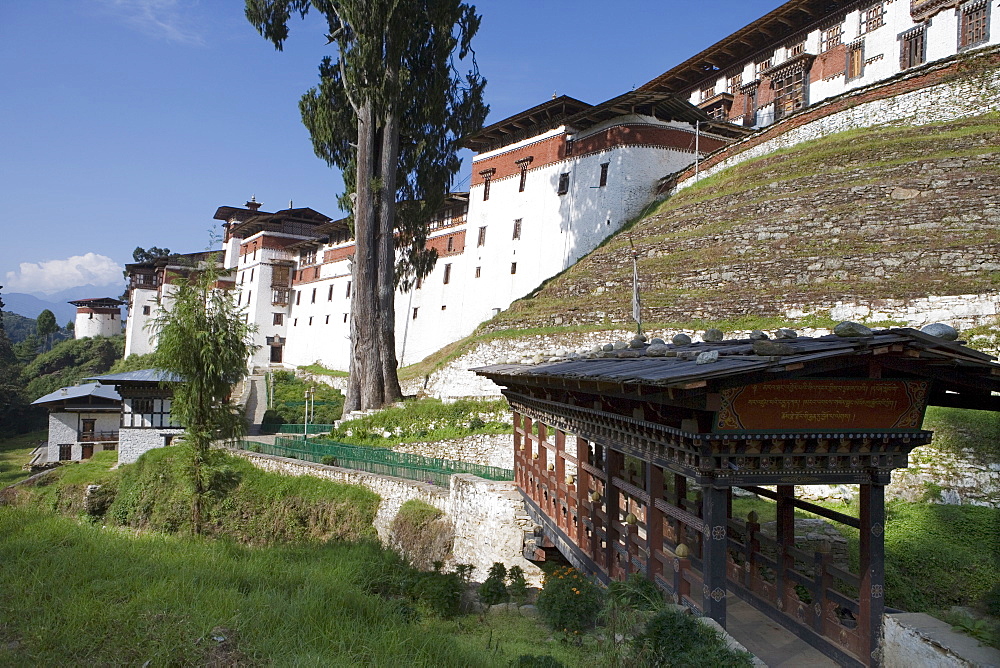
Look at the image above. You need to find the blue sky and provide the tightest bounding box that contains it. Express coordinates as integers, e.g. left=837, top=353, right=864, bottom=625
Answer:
left=1, top=1, right=783, bottom=297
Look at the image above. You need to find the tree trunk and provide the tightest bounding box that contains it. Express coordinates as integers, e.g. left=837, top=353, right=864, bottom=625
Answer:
left=377, top=103, right=403, bottom=404
left=347, top=100, right=384, bottom=411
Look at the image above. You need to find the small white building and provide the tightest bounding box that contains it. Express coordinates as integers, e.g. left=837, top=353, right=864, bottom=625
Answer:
left=69, top=298, right=123, bottom=339
left=31, top=383, right=122, bottom=463
left=89, top=370, right=183, bottom=464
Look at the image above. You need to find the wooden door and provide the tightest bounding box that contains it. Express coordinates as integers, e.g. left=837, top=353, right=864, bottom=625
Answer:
left=81, top=444, right=94, bottom=459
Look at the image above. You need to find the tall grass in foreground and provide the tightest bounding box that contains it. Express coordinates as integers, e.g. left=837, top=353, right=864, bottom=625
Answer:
left=0, top=507, right=495, bottom=666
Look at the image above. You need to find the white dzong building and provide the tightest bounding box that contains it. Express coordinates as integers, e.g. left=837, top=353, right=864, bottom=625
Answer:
left=123, top=0, right=998, bottom=372
left=69, top=298, right=123, bottom=339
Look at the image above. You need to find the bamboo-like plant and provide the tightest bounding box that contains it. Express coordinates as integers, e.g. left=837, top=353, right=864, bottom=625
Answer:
left=150, top=256, right=258, bottom=534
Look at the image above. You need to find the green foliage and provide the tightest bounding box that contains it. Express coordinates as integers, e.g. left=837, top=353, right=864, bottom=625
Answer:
left=507, top=565, right=529, bottom=605
left=536, top=566, right=604, bottom=632
left=479, top=562, right=509, bottom=606
left=298, top=362, right=349, bottom=377
left=391, top=499, right=452, bottom=570
left=268, top=371, right=344, bottom=425
left=103, top=445, right=378, bottom=544
left=940, top=608, right=1000, bottom=649
left=513, top=656, right=565, bottom=668
left=0, top=506, right=500, bottom=666
left=108, top=352, right=159, bottom=374
left=0, top=429, right=46, bottom=488
left=633, top=608, right=754, bottom=667
left=984, top=583, right=1000, bottom=617
left=21, top=335, right=124, bottom=400
left=409, top=569, right=465, bottom=619
left=150, top=257, right=258, bottom=533
left=2, top=311, right=39, bottom=344
left=131, top=246, right=174, bottom=263
left=883, top=501, right=1000, bottom=612
left=36, top=309, right=58, bottom=349
left=922, top=405, right=1000, bottom=465
left=606, top=574, right=663, bottom=612
left=330, top=397, right=510, bottom=446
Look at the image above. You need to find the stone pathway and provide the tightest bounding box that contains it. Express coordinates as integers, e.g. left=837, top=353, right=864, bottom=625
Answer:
left=725, top=598, right=839, bottom=667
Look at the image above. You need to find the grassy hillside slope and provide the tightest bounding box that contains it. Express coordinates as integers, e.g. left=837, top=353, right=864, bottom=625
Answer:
left=488, top=113, right=999, bottom=332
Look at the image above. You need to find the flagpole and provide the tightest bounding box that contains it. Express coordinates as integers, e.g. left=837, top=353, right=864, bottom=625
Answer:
left=629, top=236, right=642, bottom=337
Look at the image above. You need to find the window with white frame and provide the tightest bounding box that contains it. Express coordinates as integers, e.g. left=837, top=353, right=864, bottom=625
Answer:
left=821, top=24, right=843, bottom=52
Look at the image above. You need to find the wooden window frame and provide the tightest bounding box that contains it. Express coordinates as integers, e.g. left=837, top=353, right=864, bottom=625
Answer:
left=557, top=172, right=570, bottom=195
left=846, top=40, right=865, bottom=81
left=273, top=313, right=283, bottom=326
left=772, top=67, right=807, bottom=120
left=512, top=219, right=522, bottom=240
left=443, top=263, right=452, bottom=284
left=726, top=73, right=743, bottom=93
left=899, top=26, right=927, bottom=69
left=959, top=0, right=990, bottom=50
left=515, top=156, right=532, bottom=193
left=510, top=262, right=517, bottom=275
left=599, top=162, right=609, bottom=187
left=477, top=226, right=487, bottom=247
left=479, top=168, right=495, bottom=201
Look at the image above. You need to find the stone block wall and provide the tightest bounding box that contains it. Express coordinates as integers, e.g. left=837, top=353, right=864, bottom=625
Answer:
left=392, top=433, right=514, bottom=470
left=229, top=449, right=543, bottom=585
left=118, top=428, right=184, bottom=465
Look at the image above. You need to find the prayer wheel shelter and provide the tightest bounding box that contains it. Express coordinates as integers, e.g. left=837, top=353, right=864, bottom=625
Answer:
left=474, top=327, right=1000, bottom=667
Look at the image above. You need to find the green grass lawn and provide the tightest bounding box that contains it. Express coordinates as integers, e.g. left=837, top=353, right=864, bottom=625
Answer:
left=0, top=507, right=590, bottom=666
left=0, top=429, right=45, bottom=488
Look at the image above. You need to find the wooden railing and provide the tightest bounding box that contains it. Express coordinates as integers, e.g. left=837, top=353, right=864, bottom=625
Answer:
left=513, top=408, right=868, bottom=666
left=79, top=431, right=119, bottom=442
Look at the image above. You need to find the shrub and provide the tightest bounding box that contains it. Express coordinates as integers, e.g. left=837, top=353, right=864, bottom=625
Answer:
left=536, top=566, right=603, bottom=632
left=507, top=565, right=529, bottom=604
left=409, top=570, right=463, bottom=618
left=633, top=608, right=754, bottom=667
left=606, top=574, right=662, bottom=611
left=390, top=500, right=453, bottom=570
left=479, top=562, right=508, bottom=606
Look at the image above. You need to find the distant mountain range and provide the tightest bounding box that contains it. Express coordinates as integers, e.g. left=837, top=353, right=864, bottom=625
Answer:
left=3, top=284, right=126, bottom=324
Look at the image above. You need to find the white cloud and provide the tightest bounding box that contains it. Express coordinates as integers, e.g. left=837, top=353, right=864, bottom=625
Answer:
left=98, top=0, right=205, bottom=45
left=5, top=253, right=124, bottom=295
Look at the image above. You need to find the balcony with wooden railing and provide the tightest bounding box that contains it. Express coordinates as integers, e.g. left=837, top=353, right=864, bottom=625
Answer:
left=79, top=430, right=119, bottom=443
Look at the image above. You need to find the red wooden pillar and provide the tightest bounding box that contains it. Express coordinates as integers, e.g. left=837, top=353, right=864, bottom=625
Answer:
left=605, top=448, right=624, bottom=578
left=776, top=484, right=795, bottom=615
left=860, top=482, right=886, bottom=667
left=675, top=473, right=688, bottom=550
left=513, top=412, right=523, bottom=488
left=646, top=462, right=665, bottom=583
left=575, top=436, right=590, bottom=551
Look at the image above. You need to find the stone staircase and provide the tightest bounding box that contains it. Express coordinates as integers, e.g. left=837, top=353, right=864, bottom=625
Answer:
left=235, top=374, right=269, bottom=436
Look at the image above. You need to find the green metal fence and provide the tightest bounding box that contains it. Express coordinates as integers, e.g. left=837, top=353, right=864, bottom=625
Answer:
left=234, top=436, right=514, bottom=487
left=271, top=424, right=336, bottom=435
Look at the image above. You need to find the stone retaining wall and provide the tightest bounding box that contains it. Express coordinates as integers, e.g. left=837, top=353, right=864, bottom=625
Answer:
left=228, top=448, right=542, bottom=585
left=392, top=433, right=513, bottom=470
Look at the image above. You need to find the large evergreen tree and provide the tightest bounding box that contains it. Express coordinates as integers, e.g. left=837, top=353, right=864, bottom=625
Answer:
left=36, top=309, right=57, bottom=351
left=246, top=0, right=488, bottom=411
left=0, top=286, right=30, bottom=435
left=150, top=260, right=258, bottom=534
